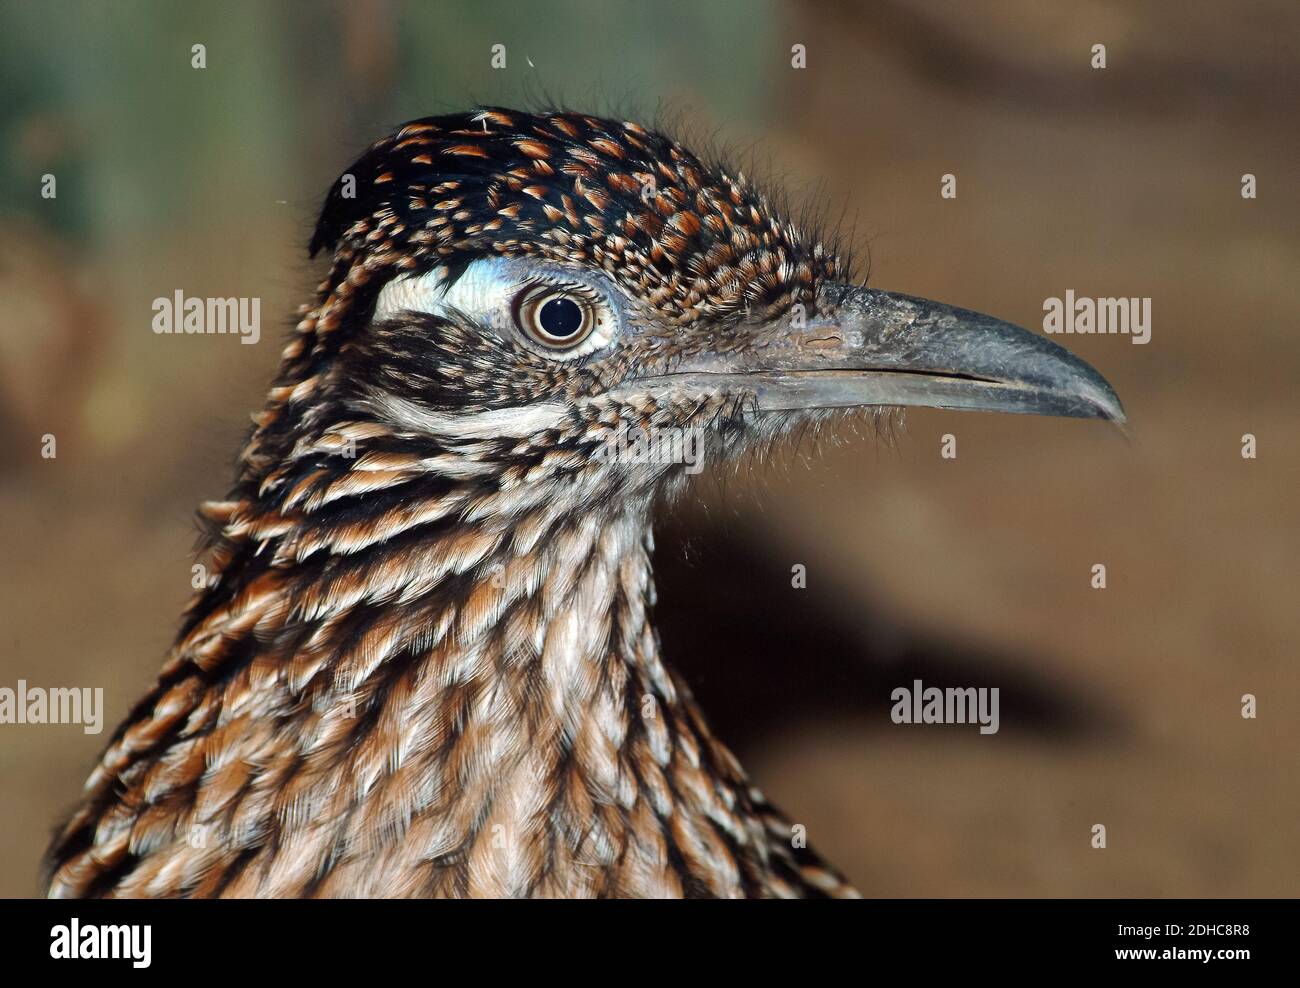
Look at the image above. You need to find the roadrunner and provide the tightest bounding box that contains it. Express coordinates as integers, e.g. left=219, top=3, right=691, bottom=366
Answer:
left=47, top=108, right=1123, bottom=898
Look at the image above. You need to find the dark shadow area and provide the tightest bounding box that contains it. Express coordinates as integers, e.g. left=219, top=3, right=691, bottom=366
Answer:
left=653, top=513, right=1122, bottom=754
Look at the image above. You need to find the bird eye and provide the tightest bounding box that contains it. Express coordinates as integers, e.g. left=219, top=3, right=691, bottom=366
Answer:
left=513, top=285, right=610, bottom=355
left=536, top=296, right=583, bottom=339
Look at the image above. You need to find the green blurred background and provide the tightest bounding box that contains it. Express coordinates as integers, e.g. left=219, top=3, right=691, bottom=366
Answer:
left=1, top=0, right=1297, bottom=897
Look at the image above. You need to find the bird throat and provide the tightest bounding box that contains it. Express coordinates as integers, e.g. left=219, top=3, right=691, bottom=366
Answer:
left=51, top=419, right=798, bottom=897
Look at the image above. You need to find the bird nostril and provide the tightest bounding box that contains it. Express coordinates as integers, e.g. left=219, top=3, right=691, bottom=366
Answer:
left=802, top=334, right=844, bottom=350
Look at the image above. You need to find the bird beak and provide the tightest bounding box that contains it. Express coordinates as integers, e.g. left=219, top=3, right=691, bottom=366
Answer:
left=640, top=283, right=1125, bottom=424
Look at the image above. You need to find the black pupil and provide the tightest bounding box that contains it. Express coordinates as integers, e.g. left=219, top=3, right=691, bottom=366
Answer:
left=537, top=297, right=583, bottom=339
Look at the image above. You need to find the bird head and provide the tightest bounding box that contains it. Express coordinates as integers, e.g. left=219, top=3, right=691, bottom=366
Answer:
left=46, top=109, right=1128, bottom=900
left=246, top=107, right=1123, bottom=521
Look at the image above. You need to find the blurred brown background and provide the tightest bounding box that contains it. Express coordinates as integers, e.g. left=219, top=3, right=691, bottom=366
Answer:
left=1, top=0, right=1296, bottom=897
